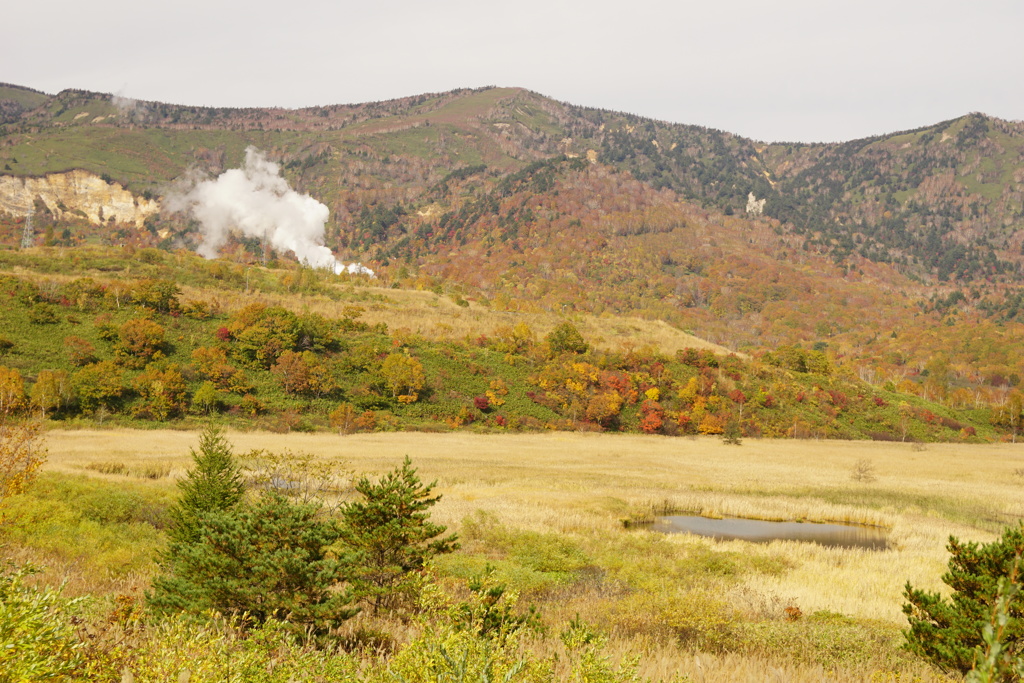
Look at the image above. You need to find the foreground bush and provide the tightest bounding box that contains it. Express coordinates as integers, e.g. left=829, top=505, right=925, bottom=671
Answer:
left=0, top=564, right=83, bottom=682
left=148, top=428, right=356, bottom=634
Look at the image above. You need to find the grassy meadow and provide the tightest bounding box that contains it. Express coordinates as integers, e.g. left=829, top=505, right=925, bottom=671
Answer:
left=8, top=428, right=1023, bottom=681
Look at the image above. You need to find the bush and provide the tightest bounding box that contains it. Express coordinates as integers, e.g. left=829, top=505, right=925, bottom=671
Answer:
left=114, top=318, right=166, bottom=368
left=0, top=564, right=84, bottom=680
left=149, top=429, right=356, bottom=635
left=149, top=491, right=357, bottom=635
left=545, top=322, right=588, bottom=356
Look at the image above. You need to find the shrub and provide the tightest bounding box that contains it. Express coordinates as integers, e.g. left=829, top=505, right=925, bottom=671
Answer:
left=226, top=304, right=299, bottom=369
left=191, top=381, right=223, bottom=415
left=114, top=318, right=165, bottom=368
left=0, top=419, right=45, bottom=511
left=381, top=353, right=426, bottom=402
left=130, top=364, right=187, bottom=420
left=545, top=322, right=588, bottom=356
left=0, top=367, right=26, bottom=415
left=272, top=350, right=338, bottom=398
left=30, top=370, right=73, bottom=418
left=0, top=564, right=84, bottom=680
left=149, top=491, right=357, bottom=635
left=149, top=429, right=356, bottom=634
left=72, top=361, right=124, bottom=413
left=64, top=335, right=98, bottom=366
left=27, top=304, right=58, bottom=325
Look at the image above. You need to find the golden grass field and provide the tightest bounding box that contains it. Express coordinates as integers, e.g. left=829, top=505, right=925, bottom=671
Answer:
left=179, top=281, right=734, bottom=356
left=38, top=428, right=1024, bottom=682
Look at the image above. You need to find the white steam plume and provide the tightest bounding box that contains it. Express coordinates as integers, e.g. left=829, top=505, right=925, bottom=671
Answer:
left=166, top=147, right=373, bottom=276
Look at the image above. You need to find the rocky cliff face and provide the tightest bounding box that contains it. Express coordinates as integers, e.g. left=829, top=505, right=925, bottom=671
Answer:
left=0, top=170, right=160, bottom=228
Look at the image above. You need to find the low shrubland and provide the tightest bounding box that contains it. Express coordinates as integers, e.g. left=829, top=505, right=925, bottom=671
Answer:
left=0, top=247, right=1011, bottom=445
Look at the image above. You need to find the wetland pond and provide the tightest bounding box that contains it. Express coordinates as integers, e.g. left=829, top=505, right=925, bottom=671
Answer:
left=648, top=515, right=889, bottom=550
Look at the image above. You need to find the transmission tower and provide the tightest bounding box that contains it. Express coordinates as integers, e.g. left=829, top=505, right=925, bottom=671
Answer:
left=20, top=204, right=35, bottom=250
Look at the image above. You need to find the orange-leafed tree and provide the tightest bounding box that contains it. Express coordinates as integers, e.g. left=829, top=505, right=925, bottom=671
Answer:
left=639, top=400, right=665, bottom=434
left=114, top=318, right=165, bottom=368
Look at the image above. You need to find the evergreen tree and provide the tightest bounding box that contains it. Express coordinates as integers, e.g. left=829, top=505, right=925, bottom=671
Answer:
left=149, top=492, right=357, bottom=634
left=167, top=426, right=245, bottom=546
left=339, top=456, right=458, bottom=613
left=903, top=523, right=1024, bottom=678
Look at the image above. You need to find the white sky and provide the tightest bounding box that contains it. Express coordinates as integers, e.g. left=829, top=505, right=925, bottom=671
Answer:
left=3, top=0, right=1021, bottom=143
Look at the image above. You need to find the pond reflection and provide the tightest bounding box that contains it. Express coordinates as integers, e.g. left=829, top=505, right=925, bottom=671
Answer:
left=648, top=515, right=888, bottom=550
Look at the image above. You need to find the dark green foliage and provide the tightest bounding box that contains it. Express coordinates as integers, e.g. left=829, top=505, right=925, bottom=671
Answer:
left=149, top=429, right=355, bottom=634
left=546, top=322, right=588, bottom=356
left=722, top=419, right=743, bottom=445
left=339, top=456, right=458, bottom=613
left=903, top=523, right=1024, bottom=678
left=166, top=426, right=244, bottom=547
left=148, top=491, right=357, bottom=634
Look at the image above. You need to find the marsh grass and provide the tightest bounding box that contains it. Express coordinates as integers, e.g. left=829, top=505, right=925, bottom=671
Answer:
left=84, top=461, right=171, bottom=479
left=12, top=428, right=1014, bottom=680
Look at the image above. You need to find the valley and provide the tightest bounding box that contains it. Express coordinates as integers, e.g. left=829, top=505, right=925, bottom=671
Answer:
left=0, top=81, right=1022, bottom=681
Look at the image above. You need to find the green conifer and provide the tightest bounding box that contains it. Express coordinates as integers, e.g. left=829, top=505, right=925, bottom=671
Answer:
left=167, top=426, right=245, bottom=547
left=339, top=456, right=458, bottom=613
left=149, top=492, right=356, bottom=633
left=903, top=523, right=1024, bottom=677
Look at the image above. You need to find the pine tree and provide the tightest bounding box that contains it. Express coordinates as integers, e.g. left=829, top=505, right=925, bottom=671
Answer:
left=167, top=426, right=245, bottom=547
left=149, top=492, right=357, bottom=634
left=903, top=523, right=1024, bottom=678
left=339, top=456, right=458, bottom=613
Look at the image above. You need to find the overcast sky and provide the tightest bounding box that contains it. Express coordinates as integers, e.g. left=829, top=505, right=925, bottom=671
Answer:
left=4, top=0, right=1021, bottom=143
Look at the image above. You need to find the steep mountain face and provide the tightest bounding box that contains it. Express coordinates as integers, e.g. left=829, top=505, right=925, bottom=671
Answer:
left=3, top=83, right=1019, bottom=283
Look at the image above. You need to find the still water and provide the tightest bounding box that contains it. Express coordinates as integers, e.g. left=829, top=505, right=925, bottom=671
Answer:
left=649, top=515, right=888, bottom=550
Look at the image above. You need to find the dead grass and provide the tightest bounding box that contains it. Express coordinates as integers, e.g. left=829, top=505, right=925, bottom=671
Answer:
left=43, top=430, right=1023, bottom=621
left=36, top=428, right=1019, bottom=681
left=180, top=281, right=731, bottom=356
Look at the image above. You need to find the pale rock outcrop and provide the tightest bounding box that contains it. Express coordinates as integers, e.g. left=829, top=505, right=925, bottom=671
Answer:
left=0, top=170, right=160, bottom=229
left=745, top=192, right=766, bottom=216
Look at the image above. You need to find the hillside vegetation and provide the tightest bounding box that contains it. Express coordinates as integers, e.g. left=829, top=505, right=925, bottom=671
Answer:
left=0, top=84, right=1022, bottom=435
left=0, top=246, right=1010, bottom=443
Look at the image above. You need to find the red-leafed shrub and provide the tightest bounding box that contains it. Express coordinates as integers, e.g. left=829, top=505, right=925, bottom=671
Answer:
left=638, top=400, right=664, bottom=434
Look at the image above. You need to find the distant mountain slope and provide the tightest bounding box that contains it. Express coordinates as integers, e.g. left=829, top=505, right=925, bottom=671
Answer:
left=2, top=84, right=1024, bottom=389
left=2, top=85, right=1020, bottom=284
left=567, top=109, right=1024, bottom=282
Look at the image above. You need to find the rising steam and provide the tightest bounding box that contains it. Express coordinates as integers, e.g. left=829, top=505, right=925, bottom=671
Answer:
left=166, top=147, right=372, bottom=276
